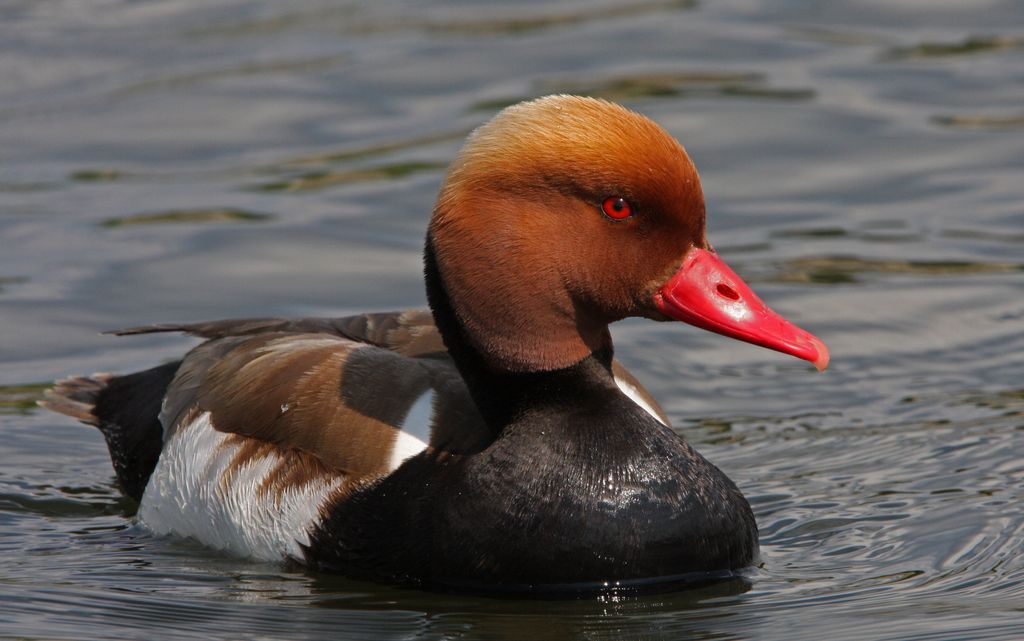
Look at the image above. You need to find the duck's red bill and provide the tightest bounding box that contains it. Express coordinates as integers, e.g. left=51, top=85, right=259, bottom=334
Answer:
left=654, top=248, right=830, bottom=371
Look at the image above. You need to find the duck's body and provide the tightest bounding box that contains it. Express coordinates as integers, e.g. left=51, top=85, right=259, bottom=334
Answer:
left=44, top=96, right=826, bottom=594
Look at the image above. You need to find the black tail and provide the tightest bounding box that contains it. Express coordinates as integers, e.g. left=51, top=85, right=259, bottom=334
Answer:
left=41, top=361, right=181, bottom=501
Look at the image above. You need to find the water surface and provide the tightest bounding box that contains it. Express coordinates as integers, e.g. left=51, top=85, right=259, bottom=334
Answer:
left=2, top=1, right=1023, bottom=639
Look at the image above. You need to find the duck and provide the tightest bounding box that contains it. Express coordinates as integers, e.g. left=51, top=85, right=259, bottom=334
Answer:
left=43, top=95, right=828, bottom=595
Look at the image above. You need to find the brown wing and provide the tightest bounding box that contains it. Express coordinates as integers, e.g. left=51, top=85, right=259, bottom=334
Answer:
left=114, top=309, right=445, bottom=357
left=149, top=320, right=488, bottom=478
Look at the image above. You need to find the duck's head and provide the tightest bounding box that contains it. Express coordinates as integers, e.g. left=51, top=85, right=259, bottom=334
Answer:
left=428, top=95, right=828, bottom=374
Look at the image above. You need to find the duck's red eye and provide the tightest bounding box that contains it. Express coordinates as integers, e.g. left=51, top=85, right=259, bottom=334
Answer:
left=601, top=196, right=633, bottom=220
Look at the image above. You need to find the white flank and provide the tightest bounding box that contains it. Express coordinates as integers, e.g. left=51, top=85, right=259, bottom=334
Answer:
left=386, top=389, right=433, bottom=470
left=614, top=376, right=667, bottom=425
left=138, top=412, right=346, bottom=562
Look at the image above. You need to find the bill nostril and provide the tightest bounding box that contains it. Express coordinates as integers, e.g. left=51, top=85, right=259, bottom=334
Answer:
left=716, top=283, right=740, bottom=300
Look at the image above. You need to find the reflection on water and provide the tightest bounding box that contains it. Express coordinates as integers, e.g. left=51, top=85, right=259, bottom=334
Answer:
left=281, top=129, right=470, bottom=166
left=768, top=256, right=1024, bottom=285
left=931, top=113, right=1024, bottom=131
left=884, top=35, right=1024, bottom=60
left=255, top=160, right=447, bottom=192
left=471, top=71, right=816, bottom=110
left=182, top=0, right=699, bottom=39
left=101, top=208, right=274, bottom=228
left=1, top=0, right=1023, bottom=639
left=0, top=382, right=49, bottom=415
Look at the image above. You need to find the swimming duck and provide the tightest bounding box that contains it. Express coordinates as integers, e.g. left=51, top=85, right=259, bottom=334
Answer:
left=43, top=95, right=828, bottom=595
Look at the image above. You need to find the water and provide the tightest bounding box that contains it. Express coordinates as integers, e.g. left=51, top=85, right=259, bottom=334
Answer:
left=2, top=1, right=1022, bottom=639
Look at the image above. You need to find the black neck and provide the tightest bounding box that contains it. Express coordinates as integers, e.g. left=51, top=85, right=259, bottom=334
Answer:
left=424, top=236, right=619, bottom=430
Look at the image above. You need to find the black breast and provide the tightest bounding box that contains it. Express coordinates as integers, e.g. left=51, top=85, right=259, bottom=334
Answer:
left=306, top=388, right=758, bottom=593
left=433, top=395, right=758, bottom=588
